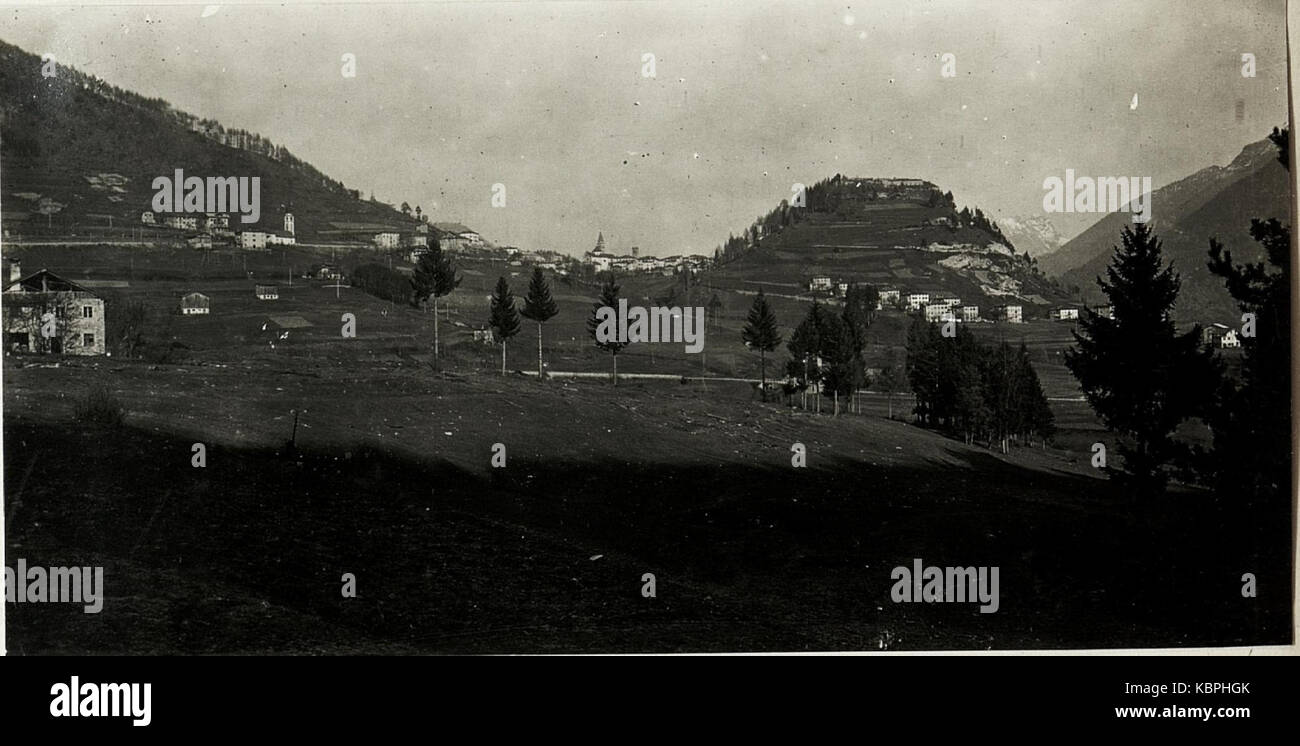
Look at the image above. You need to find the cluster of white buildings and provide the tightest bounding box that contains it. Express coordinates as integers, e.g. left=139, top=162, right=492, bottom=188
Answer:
left=808, top=275, right=1036, bottom=324
left=582, top=233, right=711, bottom=275
left=143, top=209, right=296, bottom=250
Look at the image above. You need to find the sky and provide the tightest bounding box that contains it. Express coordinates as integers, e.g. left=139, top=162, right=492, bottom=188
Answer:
left=1, top=0, right=1289, bottom=256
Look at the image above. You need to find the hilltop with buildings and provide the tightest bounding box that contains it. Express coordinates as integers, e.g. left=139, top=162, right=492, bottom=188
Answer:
left=700, top=174, right=1072, bottom=322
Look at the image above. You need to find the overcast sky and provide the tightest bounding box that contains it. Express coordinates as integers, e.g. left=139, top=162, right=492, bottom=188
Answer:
left=3, top=0, right=1289, bottom=255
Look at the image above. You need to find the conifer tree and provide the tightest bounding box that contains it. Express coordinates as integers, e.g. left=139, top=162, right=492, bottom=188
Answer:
left=520, top=267, right=560, bottom=379
left=587, top=275, right=628, bottom=384
left=1206, top=126, right=1291, bottom=508
left=741, top=290, right=782, bottom=401
left=411, top=239, right=461, bottom=370
left=1064, top=222, right=1219, bottom=493
left=489, top=276, right=521, bottom=375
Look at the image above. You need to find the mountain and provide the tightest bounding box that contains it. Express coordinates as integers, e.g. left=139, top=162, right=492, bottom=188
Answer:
left=0, top=39, right=418, bottom=242
left=1041, top=137, right=1290, bottom=322
left=707, top=175, right=1067, bottom=311
left=996, top=214, right=1064, bottom=259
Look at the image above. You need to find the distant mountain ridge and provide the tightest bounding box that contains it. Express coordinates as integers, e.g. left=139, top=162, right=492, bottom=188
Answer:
left=1042, top=136, right=1290, bottom=322
left=996, top=214, right=1064, bottom=259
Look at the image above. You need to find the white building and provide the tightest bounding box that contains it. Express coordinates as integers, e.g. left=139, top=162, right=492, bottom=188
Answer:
left=164, top=215, right=199, bottom=231
left=995, top=305, right=1023, bottom=323
left=374, top=232, right=401, bottom=249
left=239, top=231, right=268, bottom=249
left=1204, top=322, right=1242, bottom=349
left=961, top=305, right=980, bottom=322
left=1055, top=307, right=1080, bottom=321
left=181, top=292, right=210, bottom=315
left=809, top=275, right=833, bottom=292
left=255, top=285, right=279, bottom=300
left=906, top=293, right=930, bottom=311
left=924, top=304, right=954, bottom=322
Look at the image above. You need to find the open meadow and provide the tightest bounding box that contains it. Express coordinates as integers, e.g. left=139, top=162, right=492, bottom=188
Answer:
left=2, top=244, right=1284, bottom=653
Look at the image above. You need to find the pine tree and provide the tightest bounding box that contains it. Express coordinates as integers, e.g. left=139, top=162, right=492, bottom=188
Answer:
left=1064, top=222, right=1220, bottom=494
left=520, top=267, right=560, bottom=379
left=786, top=301, right=827, bottom=388
left=905, top=314, right=942, bottom=425
left=489, top=276, right=521, bottom=375
left=841, top=283, right=879, bottom=354
left=1206, top=126, right=1291, bottom=510
left=741, top=290, right=782, bottom=401
left=587, top=275, right=628, bottom=384
left=410, top=240, right=461, bottom=370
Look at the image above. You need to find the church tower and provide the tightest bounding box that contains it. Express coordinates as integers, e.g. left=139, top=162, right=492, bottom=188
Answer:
left=284, top=212, right=295, bottom=235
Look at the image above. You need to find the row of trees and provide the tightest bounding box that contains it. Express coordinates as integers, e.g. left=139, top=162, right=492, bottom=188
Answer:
left=735, top=284, right=884, bottom=414
left=352, top=263, right=413, bottom=306
left=1066, top=127, right=1291, bottom=498
left=487, top=269, right=561, bottom=376
left=905, top=319, right=1055, bottom=450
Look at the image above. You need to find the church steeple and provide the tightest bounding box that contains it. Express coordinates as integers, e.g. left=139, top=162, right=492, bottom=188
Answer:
left=594, top=232, right=605, bottom=253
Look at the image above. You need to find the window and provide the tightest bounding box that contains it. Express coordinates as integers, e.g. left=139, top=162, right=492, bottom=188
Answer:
left=83, top=305, right=94, bottom=318
left=83, top=333, right=95, bottom=347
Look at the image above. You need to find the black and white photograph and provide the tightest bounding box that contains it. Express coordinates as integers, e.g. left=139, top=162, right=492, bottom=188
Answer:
left=0, top=0, right=1295, bottom=666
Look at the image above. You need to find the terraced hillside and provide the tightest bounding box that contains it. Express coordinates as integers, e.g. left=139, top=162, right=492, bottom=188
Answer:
left=707, top=177, right=1070, bottom=314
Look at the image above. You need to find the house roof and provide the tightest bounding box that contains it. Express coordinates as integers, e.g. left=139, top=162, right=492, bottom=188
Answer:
left=433, top=222, right=475, bottom=235
left=4, top=269, right=96, bottom=296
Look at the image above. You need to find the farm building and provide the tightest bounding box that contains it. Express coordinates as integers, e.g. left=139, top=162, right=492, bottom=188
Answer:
left=255, top=285, right=279, bottom=300
left=2, top=263, right=106, bottom=355
left=180, top=292, right=210, bottom=315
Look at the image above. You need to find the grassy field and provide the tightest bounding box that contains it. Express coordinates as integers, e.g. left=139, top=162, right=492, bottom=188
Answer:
left=2, top=244, right=1287, bottom=653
